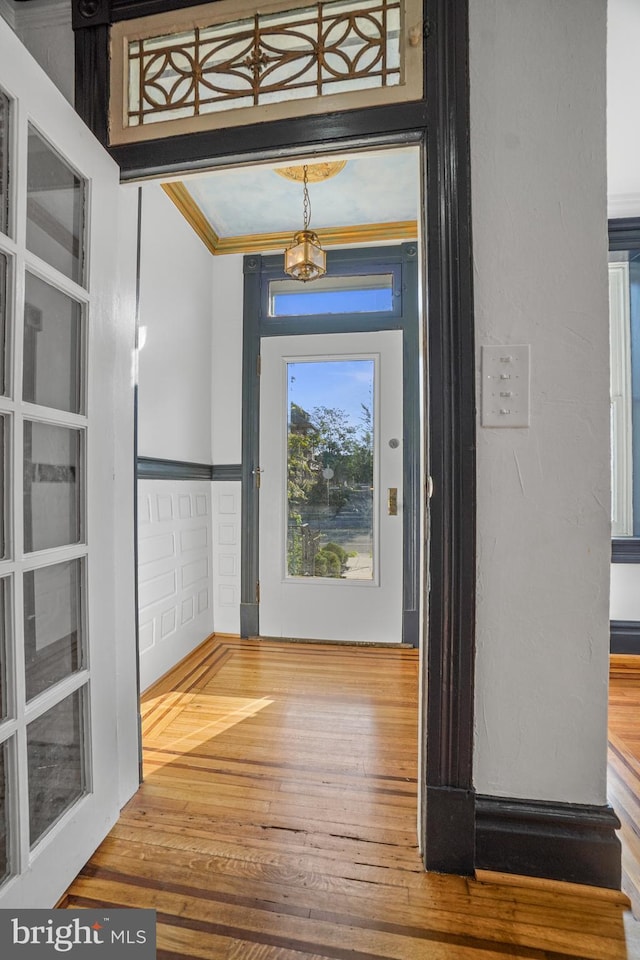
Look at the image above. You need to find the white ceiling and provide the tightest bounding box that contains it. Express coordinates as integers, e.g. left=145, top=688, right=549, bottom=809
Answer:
left=172, top=145, right=421, bottom=240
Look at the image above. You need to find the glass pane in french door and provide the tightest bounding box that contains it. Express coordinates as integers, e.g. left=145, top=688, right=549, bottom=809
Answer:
left=0, top=251, right=7, bottom=397
left=23, top=421, right=82, bottom=553
left=26, top=125, right=86, bottom=286
left=24, top=560, right=83, bottom=702
left=0, top=89, right=9, bottom=237
left=0, top=415, right=6, bottom=560
left=0, top=739, right=9, bottom=883
left=287, top=358, right=374, bottom=579
left=23, top=273, right=83, bottom=414
left=0, top=577, right=7, bottom=720
left=27, top=687, right=87, bottom=848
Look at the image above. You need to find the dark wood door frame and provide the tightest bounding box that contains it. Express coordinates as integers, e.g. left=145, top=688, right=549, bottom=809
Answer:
left=72, top=0, right=477, bottom=875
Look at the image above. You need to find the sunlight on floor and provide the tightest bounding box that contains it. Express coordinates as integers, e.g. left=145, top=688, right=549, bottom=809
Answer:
left=142, top=694, right=274, bottom=768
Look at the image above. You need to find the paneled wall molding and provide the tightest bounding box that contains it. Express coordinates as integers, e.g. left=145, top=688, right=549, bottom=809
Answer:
left=137, top=479, right=214, bottom=691
left=610, top=619, right=640, bottom=655
left=475, top=796, right=622, bottom=890
left=211, top=481, right=242, bottom=635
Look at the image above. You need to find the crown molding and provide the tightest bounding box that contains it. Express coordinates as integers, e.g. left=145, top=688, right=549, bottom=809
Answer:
left=162, top=180, right=418, bottom=256
left=161, top=182, right=220, bottom=255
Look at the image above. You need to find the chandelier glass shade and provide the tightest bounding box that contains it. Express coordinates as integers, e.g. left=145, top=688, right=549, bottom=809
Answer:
left=284, top=165, right=327, bottom=282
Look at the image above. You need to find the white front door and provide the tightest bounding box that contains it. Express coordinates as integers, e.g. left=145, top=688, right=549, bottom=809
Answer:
left=259, top=330, right=403, bottom=642
left=0, top=21, right=129, bottom=906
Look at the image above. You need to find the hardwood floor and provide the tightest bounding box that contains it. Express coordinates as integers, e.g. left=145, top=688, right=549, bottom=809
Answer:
left=60, top=637, right=640, bottom=959
left=608, top=659, right=640, bottom=921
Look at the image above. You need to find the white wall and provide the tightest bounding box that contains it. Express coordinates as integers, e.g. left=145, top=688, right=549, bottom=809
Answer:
left=611, top=565, right=640, bottom=621
left=138, top=183, right=213, bottom=463
left=136, top=184, right=217, bottom=684
left=211, top=255, right=244, bottom=464
left=608, top=0, right=640, bottom=218
left=470, top=0, right=610, bottom=804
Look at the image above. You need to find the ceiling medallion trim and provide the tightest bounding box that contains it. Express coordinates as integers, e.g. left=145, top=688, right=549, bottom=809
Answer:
left=274, top=161, right=347, bottom=183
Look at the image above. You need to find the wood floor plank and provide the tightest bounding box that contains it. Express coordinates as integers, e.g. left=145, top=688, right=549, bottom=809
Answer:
left=60, top=638, right=640, bottom=959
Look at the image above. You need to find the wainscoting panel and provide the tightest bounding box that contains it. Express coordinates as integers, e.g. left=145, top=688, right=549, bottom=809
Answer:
left=138, top=479, right=214, bottom=690
left=211, top=481, right=242, bottom=635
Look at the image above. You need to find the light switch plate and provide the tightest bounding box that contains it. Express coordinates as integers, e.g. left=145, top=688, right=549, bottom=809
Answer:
left=481, top=344, right=530, bottom=427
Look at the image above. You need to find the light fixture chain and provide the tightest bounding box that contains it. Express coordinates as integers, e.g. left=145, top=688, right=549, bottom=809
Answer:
left=303, top=164, right=311, bottom=231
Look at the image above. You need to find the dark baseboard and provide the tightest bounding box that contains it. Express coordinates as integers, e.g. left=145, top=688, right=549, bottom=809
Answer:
left=137, top=458, right=242, bottom=482
left=240, top=603, right=259, bottom=638
left=475, top=795, right=621, bottom=889
left=425, top=785, right=475, bottom=875
left=403, top=610, right=419, bottom=648
left=611, top=620, right=640, bottom=655
left=611, top=538, right=640, bottom=562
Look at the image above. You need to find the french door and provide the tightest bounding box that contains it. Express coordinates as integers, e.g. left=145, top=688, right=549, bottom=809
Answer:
left=259, top=330, right=404, bottom=642
left=0, top=20, right=124, bottom=906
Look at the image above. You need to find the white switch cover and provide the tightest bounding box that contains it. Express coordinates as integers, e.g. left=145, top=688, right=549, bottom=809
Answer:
left=481, top=344, right=530, bottom=427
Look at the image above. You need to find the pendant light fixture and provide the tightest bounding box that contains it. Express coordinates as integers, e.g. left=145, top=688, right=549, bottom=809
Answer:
left=284, top=164, right=327, bottom=282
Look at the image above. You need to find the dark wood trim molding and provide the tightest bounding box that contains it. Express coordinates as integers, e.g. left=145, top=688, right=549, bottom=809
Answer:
left=475, top=796, right=622, bottom=890
left=611, top=620, right=640, bottom=655
left=137, top=458, right=242, bottom=481
left=211, top=464, right=242, bottom=482
left=422, top=0, right=476, bottom=874
left=137, top=457, right=212, bottom=481
left=74, top=0, right=478, bottom=878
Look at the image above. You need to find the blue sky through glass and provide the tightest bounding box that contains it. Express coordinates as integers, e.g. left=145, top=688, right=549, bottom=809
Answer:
left=272, top=287, right=393, bottom=317
left=288, top=359, right=374, bottom=432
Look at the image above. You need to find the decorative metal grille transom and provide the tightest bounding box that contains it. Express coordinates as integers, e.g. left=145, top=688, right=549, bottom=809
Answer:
left=127, top=0, right=402, bottom=127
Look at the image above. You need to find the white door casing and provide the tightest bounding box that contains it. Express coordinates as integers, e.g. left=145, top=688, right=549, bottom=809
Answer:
left=259, top=331, right=403, bottom=642
left=0, top=19, right=135, bottom=906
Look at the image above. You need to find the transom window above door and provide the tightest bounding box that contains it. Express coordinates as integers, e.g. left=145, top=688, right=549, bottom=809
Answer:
left=109, top=0, right=424, bottom=144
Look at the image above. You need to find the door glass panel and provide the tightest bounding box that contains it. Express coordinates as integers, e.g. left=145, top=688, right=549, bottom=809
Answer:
left=26, top=126, right=85, bottom=286
left=0, top=89, right=9, bottom=237
left=23, top=273, right=82, bottom=414
left=24, top=560, right=83, bottom=702
left=23, top=421, right=82, bottom=553
left=0, top=252, right=7, bottom=396
left=27, top=687, right=87, bottom=848
left=270, top=274, right=394, bottom=317
left=0, top=416, right=6, bottom=560
left=287, top=359, right=374, bottom=579
left=0, top=578, right=7, bottom=721
left=0, top=739, right=9, bottom=884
